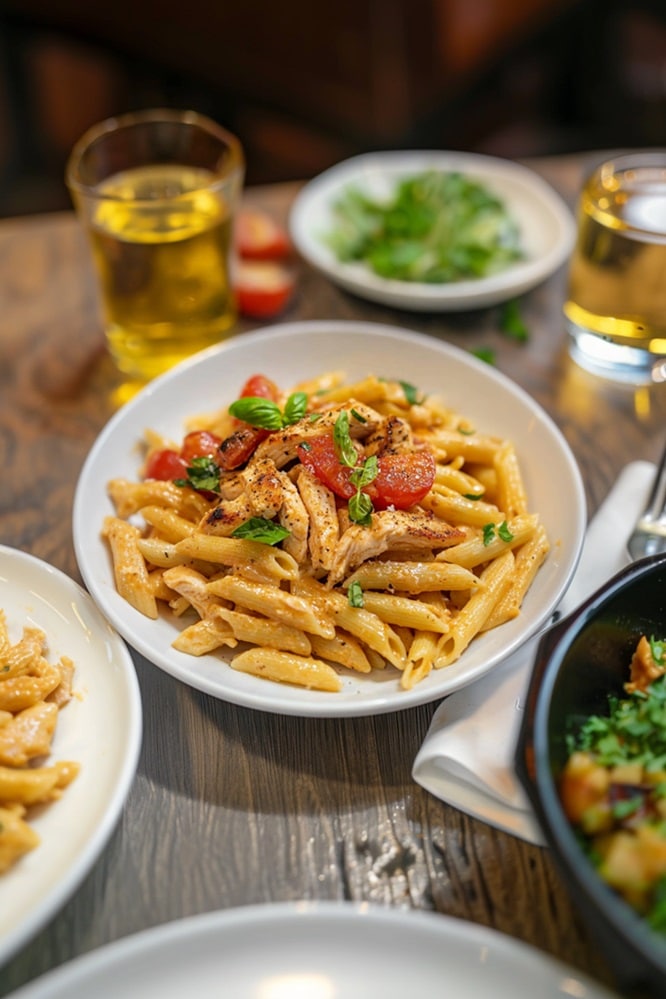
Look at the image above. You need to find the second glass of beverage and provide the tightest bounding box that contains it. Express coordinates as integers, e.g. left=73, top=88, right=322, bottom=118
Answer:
left=66, top=109, right=245, bottom=382
left=563, top=151, right=666, bottom=384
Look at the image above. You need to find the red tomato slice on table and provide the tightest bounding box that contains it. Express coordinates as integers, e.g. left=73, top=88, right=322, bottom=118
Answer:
left=235, top=209, right=290, bottom=260
left=234, top=260, right=295, bottom=319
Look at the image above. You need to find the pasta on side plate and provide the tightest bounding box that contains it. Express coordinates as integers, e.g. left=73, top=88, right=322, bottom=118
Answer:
left=0, top=611, right=79, bottom=874
left=104, top=371, right=549, bottom=692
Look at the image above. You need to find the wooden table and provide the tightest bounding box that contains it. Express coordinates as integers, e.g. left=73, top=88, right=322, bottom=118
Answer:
left=1, top=153, right=665, bottom=996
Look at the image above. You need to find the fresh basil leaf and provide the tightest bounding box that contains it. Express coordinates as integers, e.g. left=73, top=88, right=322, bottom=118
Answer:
left=333, top=411, right=358, bottom=468
left=228, top=397, right=283, bottom=430
left=398, top=380, right=423, bottom=405
left=348, top=490, right=373, bottom=525
left=283, top=391, right=308, bottom=426
left=230, top=517, right=291, bottom=545
left=349, top=455, right=378, bottom=489
left=348, top=580, right=364, bottom=608
left=175, top=456, right=221, bottom=493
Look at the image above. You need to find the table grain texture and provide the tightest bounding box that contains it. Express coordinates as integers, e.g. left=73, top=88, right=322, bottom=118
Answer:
left=1, top=153, right=665, bottom=996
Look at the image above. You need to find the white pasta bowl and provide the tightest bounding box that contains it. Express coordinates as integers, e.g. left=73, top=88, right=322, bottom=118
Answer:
left=0, top=545, right=141, bottom=966
left=73, top=321, right=586, bottom=717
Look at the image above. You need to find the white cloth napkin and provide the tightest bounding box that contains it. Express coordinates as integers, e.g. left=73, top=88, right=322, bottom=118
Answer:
left=412, top=460, right=657, bottom=845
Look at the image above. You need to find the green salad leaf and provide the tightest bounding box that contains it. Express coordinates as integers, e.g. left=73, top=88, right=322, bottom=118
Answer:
left=325, top=170, right=524, bottom=284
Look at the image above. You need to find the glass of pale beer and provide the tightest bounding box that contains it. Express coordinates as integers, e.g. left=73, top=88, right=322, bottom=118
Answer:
left=564, top=151, right=666, bottom=384
left=66, top=109, right=244, bottom=382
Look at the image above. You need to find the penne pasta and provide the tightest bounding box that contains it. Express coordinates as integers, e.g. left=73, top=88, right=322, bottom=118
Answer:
left=103, top=369, right=548, bottom=694
left=0, top=615, right=79, bottom=874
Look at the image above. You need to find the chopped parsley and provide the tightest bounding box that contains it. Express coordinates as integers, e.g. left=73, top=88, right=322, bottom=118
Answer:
left=348, top=580, right=364, bottom=608
left=482, top=521, right=514, bottom=546
left=499, top=298, right=529, bottom=343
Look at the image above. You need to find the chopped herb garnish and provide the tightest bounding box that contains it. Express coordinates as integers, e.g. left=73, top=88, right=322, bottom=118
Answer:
left=482, top=523, right=496, bottom=546
left=499, top=298, right=529, bottom=342
left=175, top=456, right=221, bottom=493
left=398, top=380, right=423, bottom=405
left=650, top=636, right=665, bottom=666
left=464, top=493, right=483, bottom=501
left=348, top=580, right=364, bottom=608
left=572, top=671, right=666, bottom=769
left=350, top=408, right=367, bottom=423
left=349, top=455, right=378, bottom=490
left=482, top=521, right=514, bottom=545
left=348, top=487, right=373, bottom=526
left=230, top=517, right=291, bottom=545
left=497, top=521, right=514, bottom=542
left=348, top=455, right=378, bottom=524
left=611, top=797, right=642, bottom=820
left=333, top=411, right=359, bottom=468
left=472, top=347, right=496, bottom=366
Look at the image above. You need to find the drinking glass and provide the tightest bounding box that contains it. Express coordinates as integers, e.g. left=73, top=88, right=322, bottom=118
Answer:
left=563, top=151, right=666, bottom=384
left=66, top=109, right=245, bottom=382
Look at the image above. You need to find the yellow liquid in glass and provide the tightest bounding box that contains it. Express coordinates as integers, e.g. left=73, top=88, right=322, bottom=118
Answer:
left=564, top=169, right=666, bottom=355
left=90, top=164, right=236, bottom=380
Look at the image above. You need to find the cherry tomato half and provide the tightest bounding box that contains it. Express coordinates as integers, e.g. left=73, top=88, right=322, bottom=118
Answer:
left=298, top=435, right=436, bottom=510
left=234, top=260, right=295, bottom=319
left=235, top=209, right=290, bottom=260
left=180, top=430, right=223, bottom=463
left=144, top=448, right=188, bottom=481
left=297, top=435, right=356, bottom=499
left=370, top=451, right=436, bottom=509
left=217, top=426, right=269, bottom=470
left=238, top=374, right=280, bottom=402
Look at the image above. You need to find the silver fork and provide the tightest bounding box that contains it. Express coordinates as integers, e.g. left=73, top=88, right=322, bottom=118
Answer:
left=626, top=440, right=666, bottom=560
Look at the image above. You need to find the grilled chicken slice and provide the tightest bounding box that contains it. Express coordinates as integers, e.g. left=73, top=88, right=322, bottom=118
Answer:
left=252, top=401, right=383, bottom=469
left=362, top=415, right=413, bottom=456
left=200, top=456, right=284, bottom=535
left=327, top=509, right=466, bottom=587
left=296, top=466, right=340, bottom=572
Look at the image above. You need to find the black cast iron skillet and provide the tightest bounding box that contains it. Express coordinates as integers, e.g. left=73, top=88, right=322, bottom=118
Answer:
left=515, top=552, right=666, bottom=999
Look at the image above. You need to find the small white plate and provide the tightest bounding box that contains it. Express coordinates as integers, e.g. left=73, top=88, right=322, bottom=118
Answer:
left=73, top=321, right=586, bottom=718
left=289, top=150, right=576, bottom=311
left=0, top=546, right=142, bottom=966
left=9, top=901, right=619, bottom=998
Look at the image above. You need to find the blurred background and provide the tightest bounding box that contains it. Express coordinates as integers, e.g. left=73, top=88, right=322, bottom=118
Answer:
left=0, top=0, right=664, bottom=218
